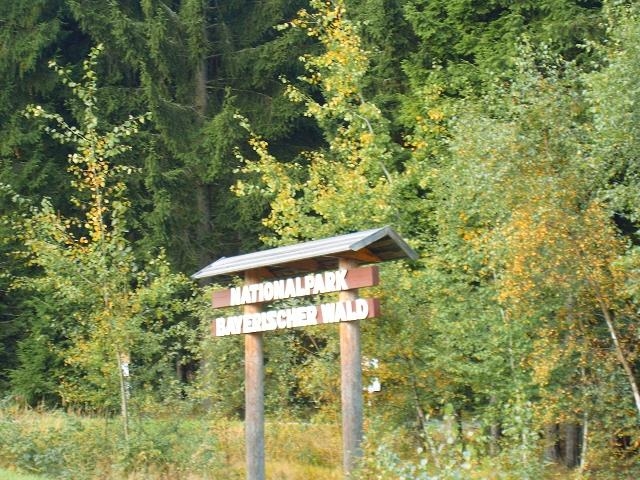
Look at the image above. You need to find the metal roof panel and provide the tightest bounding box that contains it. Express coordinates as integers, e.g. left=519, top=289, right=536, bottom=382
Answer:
left=192, top=226, right=417, bottom=279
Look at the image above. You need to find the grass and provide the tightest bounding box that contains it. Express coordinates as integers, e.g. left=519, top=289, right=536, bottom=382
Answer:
left=196, top=418, right=342, bottom=479
left=3, top=408, right=636, bottom=479
left=0, top=407, right=342, bottom=480
left=0, top=469, right=50, bottom=480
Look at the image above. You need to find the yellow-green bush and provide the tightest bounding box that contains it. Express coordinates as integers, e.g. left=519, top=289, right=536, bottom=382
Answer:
left=0, top=407, right=342, bottom=480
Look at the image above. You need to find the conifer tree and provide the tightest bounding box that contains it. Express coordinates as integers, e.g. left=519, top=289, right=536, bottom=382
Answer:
left=6, top=47, right=197, bottom=431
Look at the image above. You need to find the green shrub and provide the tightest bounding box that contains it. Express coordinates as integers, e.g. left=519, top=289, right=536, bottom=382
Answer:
left=0, top=406, right=351, bottom=479
left=0, top=408, right=221, bottom=479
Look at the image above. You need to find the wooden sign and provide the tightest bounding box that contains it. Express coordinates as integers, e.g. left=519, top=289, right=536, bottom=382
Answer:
left=193, top=227, right=418, bottom=480
left=212, top=265, right=379, bottom=308
left=214, top=298, right=380, bottom=336
left=211, top=266, right=380, bottom=337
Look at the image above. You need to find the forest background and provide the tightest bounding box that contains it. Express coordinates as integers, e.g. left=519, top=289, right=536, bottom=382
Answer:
left=1, top=0, right=640, bottom=478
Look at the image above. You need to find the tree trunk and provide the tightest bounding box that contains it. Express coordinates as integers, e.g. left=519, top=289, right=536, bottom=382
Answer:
left=599, top=305, right=640, bottom=418
left=543, top=424, right=559, bottom=463
left=116, top=349, right=129, bottom=442
left=489, top=423, right=502, bottom=456
left=588, top=277, right=640, bottom=418
left=194, top=23, right=212, bottom=269
left=196, top=182, right=212, bottom=267
left=579, top=412, right=588, bottom=473
left=489, top=396, right=501, bottom=456
left=563, top=423, right=580, bottom=468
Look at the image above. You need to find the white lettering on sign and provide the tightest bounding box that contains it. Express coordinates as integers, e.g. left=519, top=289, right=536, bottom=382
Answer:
left=319, top=298, right=369, bottom=323
left=214, top=298, right=377, bottom=336
left=227, top=269, right=350, bottom=307
left=212, top=266, right=379, bottom=309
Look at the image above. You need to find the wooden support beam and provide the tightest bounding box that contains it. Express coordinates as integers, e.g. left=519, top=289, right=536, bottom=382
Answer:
left=339, top=258, right=364, bottom=476
left=244, top=269, right=265, bottom=480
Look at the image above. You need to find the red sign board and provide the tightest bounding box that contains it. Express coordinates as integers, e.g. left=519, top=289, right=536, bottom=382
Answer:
left=211, top=265, right=379, bottom=308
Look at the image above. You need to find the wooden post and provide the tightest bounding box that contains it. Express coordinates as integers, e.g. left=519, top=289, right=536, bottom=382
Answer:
left=339, top=258, right=364, bottom=476
left=244, top=269, right=265, bottom=480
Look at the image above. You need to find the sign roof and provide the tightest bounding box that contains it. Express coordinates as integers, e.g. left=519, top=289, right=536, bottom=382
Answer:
left=192, top=226, right=418, bottom=280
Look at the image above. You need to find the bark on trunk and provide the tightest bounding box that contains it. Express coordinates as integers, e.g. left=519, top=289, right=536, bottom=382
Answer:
left=563, top=423, right=580, bottom=468
left=599, top=305, right=640, bottom=417
left=116, top=349, right=129, bottom=442
left=579, top=413, right=588, bottom=473
left=194, top=32, right=212, bottom=269
left=588, top=276, right=640, bottom=418
left=543, top=424, right=559, bottom=463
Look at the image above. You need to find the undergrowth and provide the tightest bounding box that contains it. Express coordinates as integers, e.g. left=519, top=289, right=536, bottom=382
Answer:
left=0, top=405, right=341, bottom=480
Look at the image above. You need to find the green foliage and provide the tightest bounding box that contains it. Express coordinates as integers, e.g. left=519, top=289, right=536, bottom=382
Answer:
left=403, top=10, right=640, bottom=471
left=356, top=404, right=542, bottom=480
left=0, top=408, right=343, bottom=480
left=67, top=0, right=314, bottom=271
left=197, top=329, right=245, bottom=418
left=231, top=0, right=640, bottom=474
left=0, top=0, right=315, bottom=276
left=0, top=407, right=221, bottom=479
left=402, top=0, right=604, bottom=91
left=232, top=0, right=405, bottom=420
left=3, top=0, right=640, bottom=477
left=5, top=46, right=198, bottom=415
left=235, top=0, right=396, bottom=241
left=585, top=3, right=640, bottom=222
